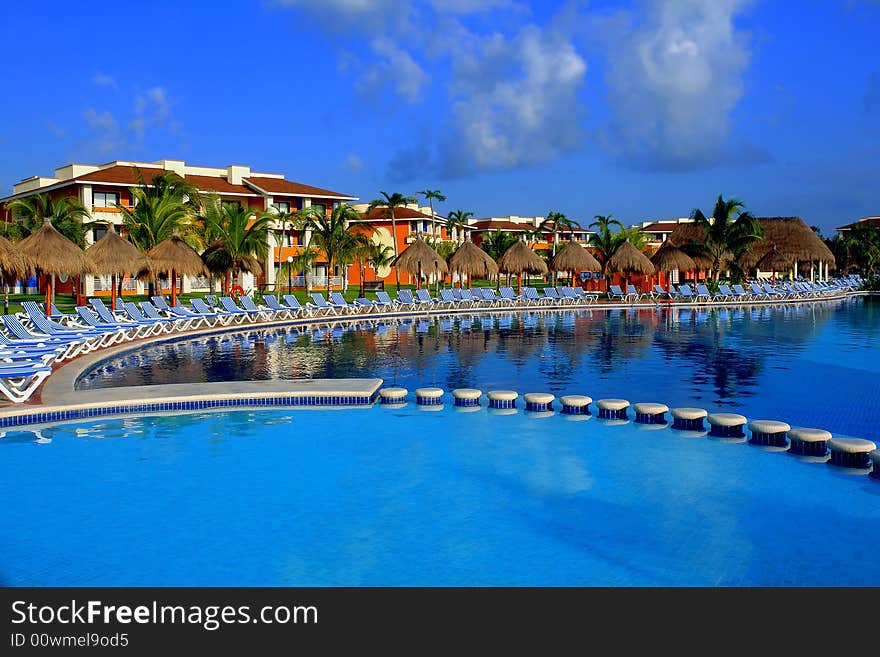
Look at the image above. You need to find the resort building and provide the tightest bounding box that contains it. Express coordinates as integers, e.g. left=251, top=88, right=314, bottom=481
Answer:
left=1, top=159, right=356, bottom=296
left=632, top=218, right=693, bottom=248
left=467, top=215, right=594, bottom=251
left=835, top=216, right=880, bottom=235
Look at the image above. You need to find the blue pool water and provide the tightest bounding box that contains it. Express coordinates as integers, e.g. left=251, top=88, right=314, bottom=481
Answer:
left=78, top=297, right=880, bottom=437
left=0, top=404, right=878, bottom=586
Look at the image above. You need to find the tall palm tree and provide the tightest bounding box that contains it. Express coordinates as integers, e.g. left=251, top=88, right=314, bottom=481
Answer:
left=202, top=204, right=271, bottom=294
left=4, top=192, right=90, bottom=246
left=368, top=191, right=416, bottom=290
left=306, top=204, right=365, bottom=293
left=283, top=247, right=320, bottom=294
left=589, top=214, right=624, bottom=292
left=479, top=229, right=518, bottom=261
left=538, top=211, right=581, bottom=285
left=445, top=209, right=473, bottom=244
left=688, top=195, right=763, bottom=281
left=417, top=189, right=446, bottom=238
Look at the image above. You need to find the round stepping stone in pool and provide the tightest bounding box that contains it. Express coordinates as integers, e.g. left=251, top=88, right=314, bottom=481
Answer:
left=379, top=387, right=408, bottom=404
left=788, top=428, right=831, bottom=457
left=452, top=388, right=482, bottom=407
left=524, top=392, right=555, bottom=412
left=560, top=395, right=592, bottom=415
left=870, top=450, right=880, bottom=479
left=828, top=438, right=877, bottom=469
left=487, top=390, right=518, bottom=410
left=596, top=398, right=630, bottom=420
left=633, top=402, right=669, bottom=425
left=748, top=419, right=791, bottom=447
left=707, top=413, right=747, bottom=438
left=671, top=407, right=708, bottom=431
left=415, top=387, right=444, bottom=406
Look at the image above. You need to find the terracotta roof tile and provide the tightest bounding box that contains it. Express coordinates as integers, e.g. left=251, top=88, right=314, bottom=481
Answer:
left=244, top=176, right=355, bottom=199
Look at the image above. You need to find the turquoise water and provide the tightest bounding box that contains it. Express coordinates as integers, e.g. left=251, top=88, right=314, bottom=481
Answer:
left=77, top=297, right=880, bottom=437
left=0, top=405, right=878, bottom=586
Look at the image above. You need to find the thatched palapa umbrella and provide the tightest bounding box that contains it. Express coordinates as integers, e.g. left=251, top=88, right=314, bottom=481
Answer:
left=447, top=241, right=498, bottom=289
left=755, top=246, right=791, bottom=283
left=86, top=225, right=149, bottom=313
left=17, top=217, right=92, bottom=316
left=739, top=217, right=835, bottom=279
left=650, top=243, right=696, bottom=294
left=548, top=240, right=601, bottom=287
left=391, top=237, right=448, bottom=290
left=608, top=239, right=655, bottom=291
left=148, top=231, right=208, bottom=306
left=497, top=240, right=548, bottom=294
left=0, top=235, right=33, bottom=314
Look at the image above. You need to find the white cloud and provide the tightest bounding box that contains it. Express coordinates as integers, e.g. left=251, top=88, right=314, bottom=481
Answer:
left=435, top=25, right=587, bottom=175
left=428, top=0, right=514, bottom=13
left=83, top=108, right=123, bottom=154
left=92, top=72, right=117, bottom=88
left=270, top=0, right=407, bottom=30
left=356, top=37, right=429, bottom=102
left=600, top=0, right=756, bottom=169
left=130, top=86, right=173, bottom=140
left=344, top=153, right=364, bottom=170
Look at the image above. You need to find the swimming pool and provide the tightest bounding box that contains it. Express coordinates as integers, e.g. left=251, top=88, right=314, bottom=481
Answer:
left=77, top=297, right=880, bottom=438
left=1, top=403, right=877, bottom=586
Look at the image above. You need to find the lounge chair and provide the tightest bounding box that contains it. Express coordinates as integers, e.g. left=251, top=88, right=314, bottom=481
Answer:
left=458, top=289, right=481, bottom=306
left=281, top=295, right=315, bottom=317
left=330, top=292, right=362, bottom=314
left=374, top=291, right=397, bottom=311
left=218, top=296, right=259, bottom=322
left=732, top=284, right=751, bottom=300
left=1, top=315, right=87, bottom=360
left=310, top=293, right=340, bottom=316
left=75, top=306, right=138, bottom=342
left=396, top=289, right=422, bottom=308
left=438, top=289, right=461, bottom=308
left=120, top=302, right=175, bottom=334
left=477, top=288, right=501, bottom=306
left=652, top=285, right=673, bottom=301
left=627, top=285, right=648, bottom=302
left=415, top=289, right=438, bottom=307
left=353, top=297, right=381, bottom=313
left=694, top=284, right=714, bottom=302
left=522, top=287, right=549, bottom=306
left=677, top=284, right=697, bottom=302
left=0, top=360, right=54, bottom=403
left=139, top=301, right=198, bottom=331
left=716, top=284, right=736, bottom=301
left=21, top=302, right=115, bottom=347
left=189, top=298, right=234, bottom=325
left=90, top=298, right=161, bottom=337
left=499, top=287, right=520, bottom=306
left=608, top=285, right=627, bottom=302
left=543, top=287, right=566, bottom=305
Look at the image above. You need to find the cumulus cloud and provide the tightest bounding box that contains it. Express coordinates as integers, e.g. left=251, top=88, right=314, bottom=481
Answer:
left=83, top=108, right=123, bottom=154
left=356, top=37, right=429, bottom=102
left=600, top=0, right=756, bottom=170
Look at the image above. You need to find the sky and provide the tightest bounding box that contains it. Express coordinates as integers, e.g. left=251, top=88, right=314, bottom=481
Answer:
left=0, top=0, right=878, bottom=234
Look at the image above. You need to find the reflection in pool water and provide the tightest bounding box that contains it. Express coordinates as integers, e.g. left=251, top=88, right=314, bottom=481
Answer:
left=77, top=297, right=880, bottom=437
left=1, top=406, right=878, bottom=586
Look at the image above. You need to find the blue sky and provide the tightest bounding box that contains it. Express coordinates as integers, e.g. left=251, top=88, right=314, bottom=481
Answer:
left=1, top=0, right=877, bottom=233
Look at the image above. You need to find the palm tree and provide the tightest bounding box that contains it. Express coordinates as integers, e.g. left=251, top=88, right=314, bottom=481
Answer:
left=306, top=204, right=365, bottom=293
left=417, top=189, right=446, bottom=238
left=688, top=195, right=763, bottom=281
left=446, top=210, right=474, bottom=244
left=368, top=191, right=416, bottom=290
left=479, top=229, right=519, bottom=261
left=283, top=247, right=320, bottom=294
left=201, top=203, right=271, bottom=294
left=588, top=214, right=624, bottom=292
left=4, top=192, right=91, bottom=246
left=5, top=192, right=91, bottom=305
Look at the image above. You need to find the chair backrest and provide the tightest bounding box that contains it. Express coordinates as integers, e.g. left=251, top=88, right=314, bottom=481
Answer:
left=191, top=298, right=214, bottom=314
left=89, top=298, right=117, bottom=323
left=523, top=287, right=539, bottom=300
left=733, top=284, right=746, bottom=295
left=220, top=296, right=244, bottom=313
left=139, top=302, right=163, bottom=319
left=152, top=296, right=169, bottom=310
left=627, top=284, right=639, bottom=295
left=376, top=291, right=393, bottom=305
left=460, top=289, right=475, bottom=301
left=696, top=284, right=711, bottom=296
left=718, top=284, right=733, bottom=296
left=264, top=295, right=283, bottom=310
left=397, top=289, right=415, bottom=304
left=560, top=287, right=577, bottom=298
left=609, top=285, right=624, bottom=296
left=311, top=293, right=331, bottom=307
left=3, top=315, right=42, bottom=340
left=416, top=289, right=433, bottom=303
left=440, top=289, right=455, bottom=302
left=500, top=287, right=517, bottom=300
left=750, top=283, right=764, bottom=294
left=283, top=294, right=303, bottom=309
left=22, top=303, right=65, bottom=332
left=330, top=292, right=349, bottom=306
left=240, top=296, right=260, bottom=312
left=123, top=302, right=149, bottom=322
left=481, top=288, right=497, bottom=301
left=544, top=287, right=561, bottom=299
left=653, top=285, right=667, bottom=295
left=205, top=294, right=218, bottom=308
left=678, top=284, right=694, bottom=296
left=75, top=307, right=101, bottom=326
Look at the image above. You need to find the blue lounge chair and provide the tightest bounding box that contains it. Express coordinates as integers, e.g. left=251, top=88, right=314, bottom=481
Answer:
left=694, top=284, right=714, bottom=302
left=219, top=296, right=259, bottom=322
left=280, top=294, right=314, bottom=317
left=310, top=293, right=340, bottom=316
left=522, top=287, right=549, bottom=306
left=353, top=297, right=381, bottom=313
left=152, top=295, right=218, bottom=327
left=0, top=360, right=54, bottom=403
left=1, top=315, right=85, bottom=360
left=458, top=289, right=480, bottom=306
left=627, top=284, right=648, bottom=302
left=75, top=306, right=137, bottom=343
left=330, top=292, right=360, bottom=314
left=239, top=296, right=274, bottom=320
left=374, top=291, right=397, bottom=311
left=544, top=287, right=566, bottom=305
left=677, top=284, right=698, bottom=302
left=90, top=298, right=160, bottom=337
left=188, top=298, right=234, bottom=325
left=21, top=302, right=114, bottom=347
left=477, top=288, right=501, bottom=306
left=498, top=287, right=520, bottom=305
left=608, top=285, right=627, bottom=302
left=140, top=301, right=197, bottom=331
left=120, top=302, right=175, bottom=334
left=438, top=289, right=461, bottom=308
left=396, top=289, right=419, bottom=308
left=716, top=284, right=735, bottom=301
left=415, top=289, right=437, bottom=307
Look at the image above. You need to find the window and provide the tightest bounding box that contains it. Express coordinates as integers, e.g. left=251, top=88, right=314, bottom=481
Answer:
left=275, top=201, right=291, bottom=213
left=93, top=191, right=120, bottom=208
left=92, top=227, right=108, bottom=242
left=310, top=203, right=326, bottom=216
left=222, top=200, right=242, bottom=210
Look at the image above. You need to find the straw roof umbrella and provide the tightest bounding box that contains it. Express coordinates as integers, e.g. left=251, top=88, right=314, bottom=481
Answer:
left=391, top=237, right=448, bottom=290
left=548, top=240, right=601, bottom=287
left=147, top=231, right=208, bottom=306
left=447, top=240, right=498, bottom=289
left=739, top=217, right=835, bottom=272
left=755, top=245, right=791, bottom=282
left=650, top=242, right=696, bottom=294
left=497, top=240, right=548, bottom=294
left=0, top=235, right=33, bottom=314
left=17, top=217, right=92, bottom=316
left=86, top=225, right=149, bottom=313
left=608, top=239, right=655, bottom=291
